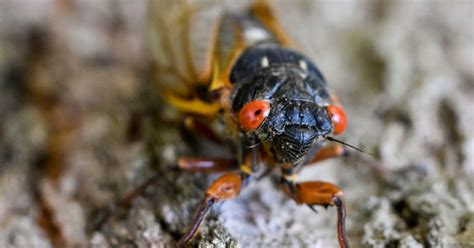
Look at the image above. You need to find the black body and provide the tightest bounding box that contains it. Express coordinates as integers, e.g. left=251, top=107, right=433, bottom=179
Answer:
left=230, top=44, right=333, bottom=164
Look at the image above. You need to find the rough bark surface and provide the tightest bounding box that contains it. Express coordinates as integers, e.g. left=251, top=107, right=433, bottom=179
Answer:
left=0, top=1, right=473, bottom=247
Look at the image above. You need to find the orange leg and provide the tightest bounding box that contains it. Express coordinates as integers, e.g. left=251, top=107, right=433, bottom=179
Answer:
left=306, top=143, right=389, bottom=178
left=281, top=180, right=350, bottom=248
left=175, top=157, right=238, bottom=173
left=92, top=157, right=239, bottom=231
left=279, top=143, right=347, bottom=176
left=177, top=172, right=246, bottom=247
left=120, top=158, right=238, bottom=207
left=308, top=143, right=347, bottom=164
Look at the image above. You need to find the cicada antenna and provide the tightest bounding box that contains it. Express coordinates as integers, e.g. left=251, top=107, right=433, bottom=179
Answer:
left=325, top=136, right=374, bottom=156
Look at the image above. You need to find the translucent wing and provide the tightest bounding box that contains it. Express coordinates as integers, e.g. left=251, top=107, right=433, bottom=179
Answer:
left=148, top=0, right=293, bottom=115
left=148, top=0, right=210, bottom=95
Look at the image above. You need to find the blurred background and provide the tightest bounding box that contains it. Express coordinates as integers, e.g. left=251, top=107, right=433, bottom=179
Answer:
left=0, top=0, right=473, bottom=247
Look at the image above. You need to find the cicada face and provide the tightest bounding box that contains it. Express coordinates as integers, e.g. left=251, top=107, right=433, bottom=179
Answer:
left=231, top=54, right=334, bottom=164
left=261, top=100, right=333, bottom=164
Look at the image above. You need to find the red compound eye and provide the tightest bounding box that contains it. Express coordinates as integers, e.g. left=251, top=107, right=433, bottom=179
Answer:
left=327, top=105, right=347, bottom=135
left=239, top=100, right=270, bottom=130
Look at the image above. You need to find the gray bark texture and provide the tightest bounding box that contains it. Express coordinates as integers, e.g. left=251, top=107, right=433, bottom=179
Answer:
left=0, top=0, right=473, bottom=247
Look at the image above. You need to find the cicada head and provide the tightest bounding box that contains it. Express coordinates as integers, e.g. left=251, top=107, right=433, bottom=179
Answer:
left=258, top=99, right=333, bottom=163
left=231, top=64, right=344, bottom=164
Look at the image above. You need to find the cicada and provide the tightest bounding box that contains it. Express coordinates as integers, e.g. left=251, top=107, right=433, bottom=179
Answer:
left=148, top=0, right=351, bottom=247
